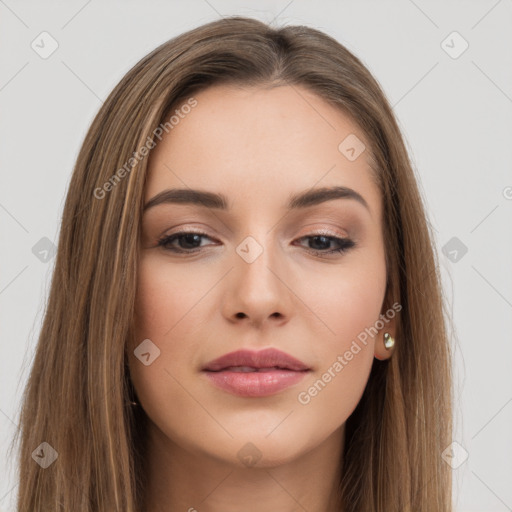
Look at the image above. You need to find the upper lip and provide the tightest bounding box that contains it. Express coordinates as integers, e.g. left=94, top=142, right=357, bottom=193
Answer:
left=202, top=348, right=310, bottom=372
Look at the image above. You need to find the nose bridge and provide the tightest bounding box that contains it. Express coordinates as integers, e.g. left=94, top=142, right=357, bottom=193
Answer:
left=235, top=230, right=280, bottom=296
left=224, top=226, right=291, bottom=325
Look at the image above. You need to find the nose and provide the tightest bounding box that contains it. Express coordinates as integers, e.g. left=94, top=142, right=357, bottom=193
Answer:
left=221, top=238, right=293, bottom=329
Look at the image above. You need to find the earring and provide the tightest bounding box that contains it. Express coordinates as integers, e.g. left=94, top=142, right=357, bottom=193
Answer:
left=383, top=332, right=395, bottom=350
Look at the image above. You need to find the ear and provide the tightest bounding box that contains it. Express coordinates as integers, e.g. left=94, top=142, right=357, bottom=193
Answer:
left=374, top=315, right=396, bottom=361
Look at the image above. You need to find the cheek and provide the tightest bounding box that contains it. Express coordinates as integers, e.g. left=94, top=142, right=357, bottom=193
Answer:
left=294, top=341, right=374, bottom=441
left=133, top=257, right=202, bottom=340
left=294, top=259, right=385, bottom=418
left=309, top=259, right=387, bottom=350
left=129, top=258, right=194, bottom=403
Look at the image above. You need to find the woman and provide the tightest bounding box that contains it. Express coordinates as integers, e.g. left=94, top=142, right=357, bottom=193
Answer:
left=13, top=15, right=453, bottom=511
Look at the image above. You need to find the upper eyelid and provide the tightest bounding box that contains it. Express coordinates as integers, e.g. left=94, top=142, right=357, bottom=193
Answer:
left=162, top=228, right=347, bottom=240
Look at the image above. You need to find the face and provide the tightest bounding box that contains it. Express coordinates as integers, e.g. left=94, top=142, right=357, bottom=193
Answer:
left=128, top=84, right=394, bottom=468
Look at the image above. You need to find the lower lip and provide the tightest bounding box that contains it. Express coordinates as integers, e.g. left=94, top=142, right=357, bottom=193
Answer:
left=203, top=369, right=309, bottom=397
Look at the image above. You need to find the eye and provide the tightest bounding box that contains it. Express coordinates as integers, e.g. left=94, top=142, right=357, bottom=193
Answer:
left=157, top=231, right=215, bottom=253
left=156, top=231, right=356, bottom=257
left=294, top=234, right=356, bottom=257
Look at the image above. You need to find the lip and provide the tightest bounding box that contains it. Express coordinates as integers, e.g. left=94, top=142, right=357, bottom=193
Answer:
left=202, top=348, right=311, bottom=398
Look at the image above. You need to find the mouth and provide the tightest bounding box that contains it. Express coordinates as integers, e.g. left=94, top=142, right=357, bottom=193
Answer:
left=202, top=348, right=310, bottom=372
left=202, top=348, right=311, bottom=397
left=208, top=365, right=304, bottom=373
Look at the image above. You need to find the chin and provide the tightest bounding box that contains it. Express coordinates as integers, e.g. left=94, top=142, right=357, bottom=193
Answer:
left=185, top=429, right=309, bottom=469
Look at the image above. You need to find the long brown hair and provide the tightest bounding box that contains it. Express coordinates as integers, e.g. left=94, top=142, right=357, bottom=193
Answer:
left=12, top=15, right=453, bottom=511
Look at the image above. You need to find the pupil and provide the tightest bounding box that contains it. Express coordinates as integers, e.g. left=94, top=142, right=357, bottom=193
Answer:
left=181, top=234, right=201, bottom=249
left=310, top=236, right=330, bottom=250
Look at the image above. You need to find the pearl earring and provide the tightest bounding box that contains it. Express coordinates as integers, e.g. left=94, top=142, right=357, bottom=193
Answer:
left=383, top=332, right=395, bottom=350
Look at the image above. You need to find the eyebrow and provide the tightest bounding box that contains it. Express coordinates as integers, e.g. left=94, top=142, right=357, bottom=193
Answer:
left=143, top=185, right=370, bottom=212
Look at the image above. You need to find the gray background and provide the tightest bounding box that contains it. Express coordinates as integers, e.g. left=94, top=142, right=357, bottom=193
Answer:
left=1, top=1, right=511, bottom=510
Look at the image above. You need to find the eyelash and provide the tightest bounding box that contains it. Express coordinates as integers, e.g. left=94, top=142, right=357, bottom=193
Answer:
left=156, top=230, right=356, bottom=257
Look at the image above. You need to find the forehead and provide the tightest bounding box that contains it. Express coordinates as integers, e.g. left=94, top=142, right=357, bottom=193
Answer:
left=145, top=84, right=381, bottom=220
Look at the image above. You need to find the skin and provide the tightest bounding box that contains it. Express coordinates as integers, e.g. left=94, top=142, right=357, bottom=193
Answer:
left=128, top=83, right=395, bottom=512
